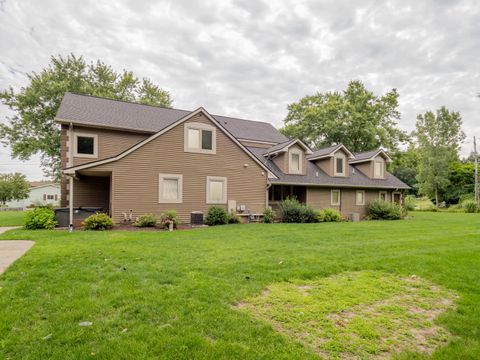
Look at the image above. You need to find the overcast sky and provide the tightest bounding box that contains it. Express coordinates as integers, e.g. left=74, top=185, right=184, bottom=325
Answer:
left=1, top=0, right=479, bottom=179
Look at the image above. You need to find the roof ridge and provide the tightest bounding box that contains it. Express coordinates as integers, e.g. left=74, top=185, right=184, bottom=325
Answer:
left=65, top=92, right=276, bottom=126
left=64, top=92, right=191, bottom=112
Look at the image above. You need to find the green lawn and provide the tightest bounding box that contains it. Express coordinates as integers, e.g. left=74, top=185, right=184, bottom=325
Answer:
left=0, top=212, right=479, bottom=359
left=0, top=210, right=26, bottom=226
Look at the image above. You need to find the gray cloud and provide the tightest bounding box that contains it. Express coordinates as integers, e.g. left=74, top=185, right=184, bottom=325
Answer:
left=0, top=0, right=479, bottom=179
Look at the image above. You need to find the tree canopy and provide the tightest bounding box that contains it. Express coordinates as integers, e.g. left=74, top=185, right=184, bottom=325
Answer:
left=0, top=172, right=30, bottom=206
left=281, top=80, right=407, bottom=152
left=0, top=54, right=172, bottom=180
left=413, top=107, right=465, bottom=206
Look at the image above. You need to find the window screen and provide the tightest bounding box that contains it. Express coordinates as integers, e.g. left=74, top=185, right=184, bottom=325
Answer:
left=336, top=157, right=344, bottom=174
left=209, top=180, right=224, bottom=203
left=162, top=178, right=179, bottom=201
left=291, top=153, right=300, bottom=172
left=187, top=128, right=200, bottom=149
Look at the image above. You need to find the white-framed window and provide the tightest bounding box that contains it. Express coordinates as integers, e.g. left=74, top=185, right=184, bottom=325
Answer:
left=356, top=190, right=365, bottom=205
left=206, top=176, right=227, bottom=204
left=374, top=160, right=384, bottom=178
left=73, top=133, right=98, bottom=158
left=184, top=122, right=216, bottom=154
left=331, top=189, right=341, bottom=206
left=159, top=174, right=183, bottom=203
left=334, top=153, right=346, bottom=176
left=379, top=191, right=387, bottom=201
left=289, top=149, right=302, bottom=174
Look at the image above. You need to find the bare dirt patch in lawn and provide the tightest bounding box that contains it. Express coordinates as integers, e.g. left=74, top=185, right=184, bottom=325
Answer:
left=235, top=271, right=458, bottom=359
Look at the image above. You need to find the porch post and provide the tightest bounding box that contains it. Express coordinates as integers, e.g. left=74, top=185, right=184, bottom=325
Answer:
left=69, top=176, right=74, bottom=227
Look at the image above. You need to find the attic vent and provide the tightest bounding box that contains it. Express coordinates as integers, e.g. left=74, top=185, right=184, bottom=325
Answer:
left=315, top=171, right=319, bottom=177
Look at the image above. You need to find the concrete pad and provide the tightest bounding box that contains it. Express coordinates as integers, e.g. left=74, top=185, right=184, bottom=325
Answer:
left=0, top=227, right=34, bottom=275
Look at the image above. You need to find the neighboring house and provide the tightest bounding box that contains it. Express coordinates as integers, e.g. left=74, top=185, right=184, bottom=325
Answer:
left=6, top=182, right=60, bottom=209
left=57, top=93, right=409, bottom=225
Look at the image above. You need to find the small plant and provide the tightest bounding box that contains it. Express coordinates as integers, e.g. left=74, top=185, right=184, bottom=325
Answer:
left=462, top=200, right=478, bottom=213
left=367, top=200, right=403, bottom=220
left=24, top=207, right=57, bottom=229
left=263, top=208, right=275, bottom=223
left=134, top=213, right=157, bottom=227
left=160, top=210, right=180, bottom=229
left=205, top=206, right=228, bottom=226
left=83, top=213, right=114, bottom=230
left=404, top=195, right=416, bottom=211
left=317, top=208, right=342, bottom=222
left=227, top=210, right=241, bottom=224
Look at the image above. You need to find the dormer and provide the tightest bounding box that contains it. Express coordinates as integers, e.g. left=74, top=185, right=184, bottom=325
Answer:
left=349, top=149, right=392, bottom=179
left=263, top=139, right=312, bottom=175
left=306, top=144, right=355, bottom=177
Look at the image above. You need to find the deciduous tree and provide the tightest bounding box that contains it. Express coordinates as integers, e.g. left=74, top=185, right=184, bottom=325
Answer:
left=0, top=173, right=30, bottom=206
left=281, top=80, right=407, bottom=152
left=0, top=54, right=172, bottom=180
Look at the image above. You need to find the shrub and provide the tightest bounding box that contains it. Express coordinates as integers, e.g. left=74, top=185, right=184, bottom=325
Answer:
left=367, top=200, right=403, bottom=220
left=159, top=210, right=180, bottom=229
left=134, top=213, right=157, bottom=227
left=263, top=208, right=275, bottom=223
left=279, top=198, right=305, bottom=223
left=205, top=206, right=228, bottom=226
left=278, top=198, right=317, bottom=223
left=25, top=207, right=57, bottom=230
left=404, top=195, right=416, bottom=211
left=83, top=213, right=114, bottom=230
left=317, top=208, right=342, bottom=222
left=303, top=206, right=318, bottom=223
left=462, top=200, right=478, bottom=213
left=227, top=210, right=241, bottom=224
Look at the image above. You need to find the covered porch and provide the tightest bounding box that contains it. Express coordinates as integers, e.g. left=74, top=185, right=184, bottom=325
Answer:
left=66, top=170, right=112, bottom=227
left=268, top=184, right=307, bottom=211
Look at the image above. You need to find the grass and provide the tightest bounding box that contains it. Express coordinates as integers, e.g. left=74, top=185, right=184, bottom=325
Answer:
left=0, top=210, right=26, bottom=226
left=237, top=270, right=457, bottom=358
left=0, top=212, right=480, bottom=359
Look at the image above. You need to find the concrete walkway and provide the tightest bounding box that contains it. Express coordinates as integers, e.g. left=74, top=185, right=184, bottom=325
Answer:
left=0, top=227, right=34, bottom=275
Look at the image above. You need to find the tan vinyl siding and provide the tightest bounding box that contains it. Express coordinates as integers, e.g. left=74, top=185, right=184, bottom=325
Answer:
left=71, top=126, right=148, bottom=166
left=272, top=152, right=287, bottom=173
left=356, top=161, right=372, bottom=178
left=306, top=187, right=392, bottom=218
left=86, top=113, right=268, bottom=223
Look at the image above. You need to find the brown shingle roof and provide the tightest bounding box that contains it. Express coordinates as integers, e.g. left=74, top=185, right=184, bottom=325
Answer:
left=248, top=147, right=410, bottom=189
left=56, top=93, right=288, bottom=144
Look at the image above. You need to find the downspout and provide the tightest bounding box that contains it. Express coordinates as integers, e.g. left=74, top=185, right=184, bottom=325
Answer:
left=68, top=122, right=74, bottom=228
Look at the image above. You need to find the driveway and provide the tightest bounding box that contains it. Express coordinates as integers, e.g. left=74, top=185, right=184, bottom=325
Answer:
left=0, top=227, right=34, bottom=275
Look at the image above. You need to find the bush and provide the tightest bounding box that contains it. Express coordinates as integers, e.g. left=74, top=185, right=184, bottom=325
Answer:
left=404, top=195, right=416, bottom=211
left=83, top=213, right=114, bottom=230
left=24, top=207, right=57, bottom=229
left=263, top=208, right=275, bottom=223
left=303, top=206, right=318, bottom=223
left=278, top=198, right=317, bottom=223
left=367, top=200, right=403, bottom=220
left=462, top=200, right=478, bottom=213
left=227, top=210, right=241, bottom=224
left=317, top=208, right=342, bottom=222
left=134, top=213, right=157, bottom=227
left=159, top=210, right=180, bottom=229
left=205, top=206, right=228, bottom=226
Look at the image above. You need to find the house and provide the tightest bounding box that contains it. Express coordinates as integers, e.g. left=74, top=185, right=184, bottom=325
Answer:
left=6, top=182, right=60, bottom=209
left=56, top=93, right=409, bottom=225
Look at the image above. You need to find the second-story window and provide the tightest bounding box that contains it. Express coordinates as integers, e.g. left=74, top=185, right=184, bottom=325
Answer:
left=184, top=123, right=216, bottom=154
left=74, top=133, right=98, bottom=158
left=334, top=153, right=346, bottom=176
left=289, top=149, right=302, bottom=174
left=374, top=160, right=384, bottom=178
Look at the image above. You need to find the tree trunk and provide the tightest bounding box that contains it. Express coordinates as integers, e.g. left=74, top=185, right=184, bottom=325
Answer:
left=435, top=186, right=439, bottom=208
